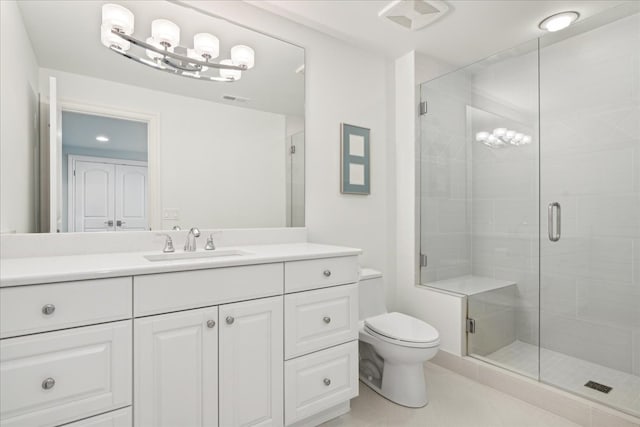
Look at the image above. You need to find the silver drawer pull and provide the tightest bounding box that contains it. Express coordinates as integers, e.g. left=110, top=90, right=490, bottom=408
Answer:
left=323, top=378, right=331, bottom=386
left=42, top=304, right=56, bottom=315
left=42, top=377, right=56, bottom=390
left=323, top=316, right=331, bottom=324
left=207, top=320, right=216, bottom=328
left=226, top=316, right=235, bottom=325
left=323, top=270, right=331, bottom=277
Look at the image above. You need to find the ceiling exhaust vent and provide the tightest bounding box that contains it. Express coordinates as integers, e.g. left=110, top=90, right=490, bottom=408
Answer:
left=379, top=0, right=450, bottom=31
left=222, top=95, right=250, bottom=103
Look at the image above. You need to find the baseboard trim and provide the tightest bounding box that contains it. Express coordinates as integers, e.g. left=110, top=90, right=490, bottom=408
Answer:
left=430, top=350, right=640, bottom=427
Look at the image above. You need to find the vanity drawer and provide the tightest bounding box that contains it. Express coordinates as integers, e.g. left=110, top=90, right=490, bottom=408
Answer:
left=0, top=321, right=132, bottom=427
left=284, top=256, right=359, bottom=292
left=134, top=263, right=283, bottom=316
left=64, top=407, right=132, bottom=427
left=284, top=341, right=358, bottom=425
left=284, top=284, right=358, bottom=359
left=0, top=277, right=132, bottom=339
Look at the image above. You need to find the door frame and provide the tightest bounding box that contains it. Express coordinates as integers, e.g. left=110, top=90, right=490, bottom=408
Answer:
left=59, top=99, right=161, bottom=231
left=68, top=155, right=148, bottom=232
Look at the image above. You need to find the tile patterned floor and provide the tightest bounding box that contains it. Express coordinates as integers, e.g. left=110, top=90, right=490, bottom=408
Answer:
left=321, top=362, right=581, bottom=427
left=484, top=340, right=640, bottom=417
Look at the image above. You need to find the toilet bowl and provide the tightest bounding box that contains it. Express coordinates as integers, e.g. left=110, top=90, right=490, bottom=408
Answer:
left=358, top=269, right=440, bottom=408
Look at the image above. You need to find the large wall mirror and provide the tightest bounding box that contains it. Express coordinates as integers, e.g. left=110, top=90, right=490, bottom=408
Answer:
left=0, top=0, right=305, bottom=233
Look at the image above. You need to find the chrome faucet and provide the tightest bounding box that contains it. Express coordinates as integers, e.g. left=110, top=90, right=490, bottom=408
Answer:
left=184, top=227, right=200, bottom=252
left=157, top=233, right=175, bottom=253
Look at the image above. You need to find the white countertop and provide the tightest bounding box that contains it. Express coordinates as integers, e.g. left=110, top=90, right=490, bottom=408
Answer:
left=0, top=243, right=362, bottom=287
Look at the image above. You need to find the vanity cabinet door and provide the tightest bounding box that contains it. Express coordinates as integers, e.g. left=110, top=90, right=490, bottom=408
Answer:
left=134, top=307, right=218, bottom=427
left=219, top=296, right=283, bottom=427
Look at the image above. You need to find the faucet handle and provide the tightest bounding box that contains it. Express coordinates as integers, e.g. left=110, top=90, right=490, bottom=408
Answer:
left=205, top=234, right=216, bottom=251
left=156, top=233, right=175, bottom=253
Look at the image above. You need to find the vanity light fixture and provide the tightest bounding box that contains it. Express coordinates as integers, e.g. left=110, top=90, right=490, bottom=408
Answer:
left=100, top=3, right=255, bottom=82
left=475, top=128, right=532, bottom=148
left=95, top=135, right=110, bottom=142
left=539, top=11, right=579, bottom=32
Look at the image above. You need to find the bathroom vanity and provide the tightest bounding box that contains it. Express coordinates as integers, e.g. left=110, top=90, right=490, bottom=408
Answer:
left=0, top=241, right=361, bottom=427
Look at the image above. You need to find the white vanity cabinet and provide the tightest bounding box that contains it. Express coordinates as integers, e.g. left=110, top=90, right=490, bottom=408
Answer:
left=0, top=248, right=361, bottom=427
left=134, top=307, right=219, bottom=427
left=219, top=296, right=284, bottom=427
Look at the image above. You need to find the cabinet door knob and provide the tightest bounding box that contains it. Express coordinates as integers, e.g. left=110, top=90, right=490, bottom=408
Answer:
left=226, top=316, right=235, bottom=325
left=323, top=270, right=331, bottom=277
left=323, top=316, right=331, bottom=324
left=42, top=304, right=56, bottom=315
left=207, top=320, right=216, bottom=328
left=42, top=377, right=56, bottom=390
left=323, top=378, right=331, bottom=386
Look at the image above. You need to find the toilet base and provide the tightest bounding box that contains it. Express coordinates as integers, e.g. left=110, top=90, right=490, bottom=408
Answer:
left=359, top=361, right=428, bottom=408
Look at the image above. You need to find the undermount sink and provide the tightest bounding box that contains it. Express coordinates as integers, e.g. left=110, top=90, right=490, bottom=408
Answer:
left=144, top=249, right=251, bottom=262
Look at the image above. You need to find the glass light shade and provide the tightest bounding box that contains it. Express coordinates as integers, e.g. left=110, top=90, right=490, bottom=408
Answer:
left=193, top=33, right=219, bottom=59
left=513, top=133, right=524, bottom=142
left=475, top=131, right=489, bottom=142
left=504, top=130, right=516, bottom=140
left=493, top=127, right=507, bottom=137
left=102, top=4, right=134, bottom=35
left=521, top=135, right=532, bottom=144
left=231, top=45, right=255, bottom=69
left=187, top=49, right=209, bottom=71
left=101, top=24, right=131, bottom=51
left=219, top=59, right=241, bottom=80
left=152, top=19, right=180, bottom=47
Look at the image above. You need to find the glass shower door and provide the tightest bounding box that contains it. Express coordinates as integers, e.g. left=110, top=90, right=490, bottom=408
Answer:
left=539, top=9, right=640, bottom=416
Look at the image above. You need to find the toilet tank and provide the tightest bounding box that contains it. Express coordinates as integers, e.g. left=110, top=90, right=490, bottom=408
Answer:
left=359, top=268, right=387, bottom=320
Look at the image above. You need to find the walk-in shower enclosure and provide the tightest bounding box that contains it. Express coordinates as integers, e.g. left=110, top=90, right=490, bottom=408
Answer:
left=419, top=4, right=639, bottom=417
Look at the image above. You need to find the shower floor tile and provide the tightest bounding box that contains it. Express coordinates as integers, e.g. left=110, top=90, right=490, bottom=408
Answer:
left=484, top=340, right=640, bottom=417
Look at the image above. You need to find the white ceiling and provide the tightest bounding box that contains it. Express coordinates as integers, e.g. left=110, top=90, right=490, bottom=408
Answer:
left=62, top=111, right=148, bottom=153
left=18, top=1, right=304, bottom=116
left=248, top=0, right=627, bottom=66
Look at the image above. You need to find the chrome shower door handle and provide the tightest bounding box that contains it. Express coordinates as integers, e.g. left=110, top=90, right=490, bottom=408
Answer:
left=548, top=202, right=561, bottom=242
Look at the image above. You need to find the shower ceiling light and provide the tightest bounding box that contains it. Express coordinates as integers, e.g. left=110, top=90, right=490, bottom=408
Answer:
left=539, top=11, right=579, bottom=32
left=100, top=3, right=254, bottom=82
left=475, top=128, right=532, bottom=148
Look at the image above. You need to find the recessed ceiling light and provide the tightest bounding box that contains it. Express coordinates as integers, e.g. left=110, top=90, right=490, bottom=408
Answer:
left=539, top=11, right=579, bottom=32
left=96, top=135, right=109, bottom=142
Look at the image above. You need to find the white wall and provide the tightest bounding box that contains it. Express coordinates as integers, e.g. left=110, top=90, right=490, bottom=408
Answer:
left=0, top=0, right=39, bottom=233
left=41, top=68, right=286, bottom=230
left=185, top=1, right=391, bottom=287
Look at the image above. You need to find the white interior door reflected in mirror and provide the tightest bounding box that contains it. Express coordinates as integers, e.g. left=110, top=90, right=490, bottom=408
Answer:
left=70, top=156, right=148, bottom=232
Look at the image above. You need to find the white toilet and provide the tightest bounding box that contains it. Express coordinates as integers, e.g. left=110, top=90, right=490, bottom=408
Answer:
left=358, top=268, right=440, bottom=408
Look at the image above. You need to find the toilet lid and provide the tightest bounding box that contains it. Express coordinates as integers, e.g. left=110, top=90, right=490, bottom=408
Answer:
left=364, top=312, right=439, bottom=345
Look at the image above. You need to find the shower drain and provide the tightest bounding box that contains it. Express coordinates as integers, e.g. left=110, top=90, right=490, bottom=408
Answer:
left=584, top=380, right=612, bottom=394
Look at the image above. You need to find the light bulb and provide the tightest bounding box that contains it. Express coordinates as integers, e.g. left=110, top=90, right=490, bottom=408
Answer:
left=493, top=128, right=507, bottom=137
left=475, top=131, right=489, bottom=142
left=231, top=45, right=255, bottom=69
left=102, top=4, right=134, bottom=35
left=220, top=59, right=241, bottom=81
left=522, top=135, right=532, bottom=144
left=152, top=19, right=180, bottom=48
left=505, top=130, right=516, bottom=140
left=513, top=133, right=524, bottom=142
left=193, top=33, right=219, bottom=59
left=101, top=24, right=131, bottom=51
